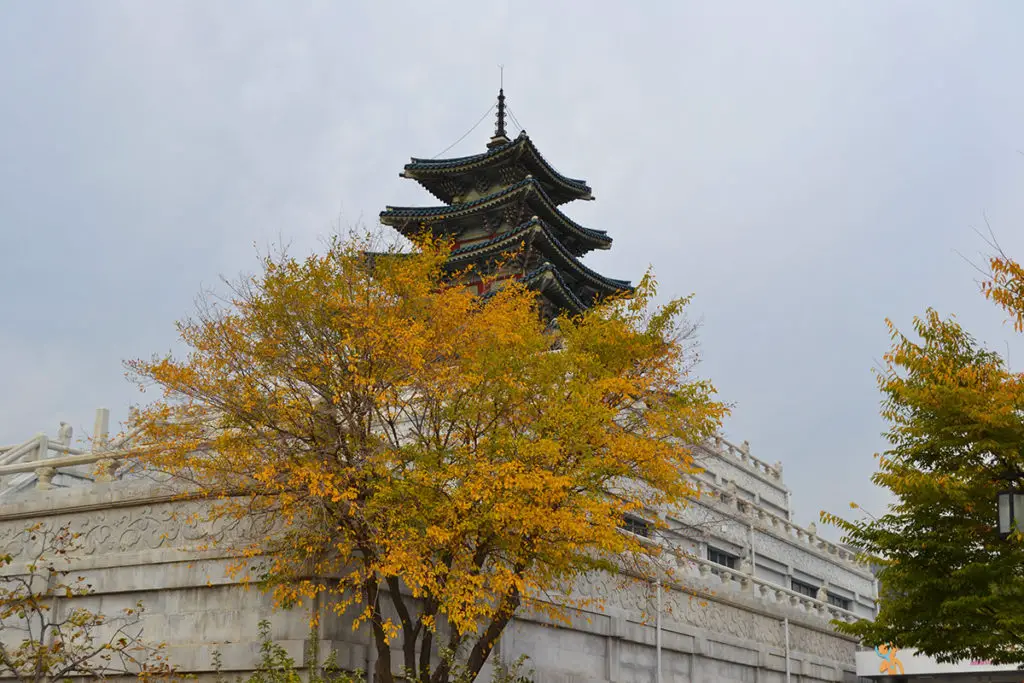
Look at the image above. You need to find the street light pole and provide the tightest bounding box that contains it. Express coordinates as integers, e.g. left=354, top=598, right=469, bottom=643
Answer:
left=997, top=489, right=1024, bottom=538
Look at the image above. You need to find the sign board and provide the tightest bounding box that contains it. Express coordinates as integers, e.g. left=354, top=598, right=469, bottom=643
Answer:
left=856, top=645, right=1024, bottom=677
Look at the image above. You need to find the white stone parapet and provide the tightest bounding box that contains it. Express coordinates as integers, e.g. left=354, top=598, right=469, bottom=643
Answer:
left=708, top=434, right=783, bottom=482
left=0, top=409, right=149, bottom=496
left=697, top=477, right=872, bottom=576
left=621, top=510, right=867, bottom=624
left=677, top=552, right=860, bottom=624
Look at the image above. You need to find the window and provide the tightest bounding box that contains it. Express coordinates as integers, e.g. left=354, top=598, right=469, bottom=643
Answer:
left=827, top=593, right=852, bottom=610
left=707, top=547, right=738, bottom=569
left=791, top=578, right=818, bottom=598
left=620, top=515, right=651, bottom=538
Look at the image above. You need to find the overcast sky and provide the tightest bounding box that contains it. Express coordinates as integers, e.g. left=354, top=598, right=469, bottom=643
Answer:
left=3, top=1, right=1024, bottom=536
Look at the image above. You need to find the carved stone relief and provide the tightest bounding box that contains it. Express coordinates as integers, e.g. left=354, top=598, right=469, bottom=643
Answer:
left=573, top=571, right=798, bottom=651
left=789, top=623, right=855, bottom=662
left=0, top=499, right=275, bottom=564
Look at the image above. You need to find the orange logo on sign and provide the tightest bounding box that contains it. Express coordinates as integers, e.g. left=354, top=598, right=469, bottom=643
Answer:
left=876, top=644, right=904, bottom=675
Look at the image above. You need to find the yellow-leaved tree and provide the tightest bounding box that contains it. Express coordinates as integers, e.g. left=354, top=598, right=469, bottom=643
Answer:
left=126, top=233, right=727, bottom=683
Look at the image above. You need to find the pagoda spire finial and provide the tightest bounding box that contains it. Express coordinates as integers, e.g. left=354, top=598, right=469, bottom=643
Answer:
left=488, top=66, right=510, bottom=149
left=495, top=87, right=506, bottom=138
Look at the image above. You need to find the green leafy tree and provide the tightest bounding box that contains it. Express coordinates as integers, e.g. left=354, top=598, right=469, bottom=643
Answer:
left=824, top=249, right=1024, bottom=663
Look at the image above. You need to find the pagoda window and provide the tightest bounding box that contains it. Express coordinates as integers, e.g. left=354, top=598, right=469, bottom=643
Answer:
left=706, top=546, right=738, bottom=569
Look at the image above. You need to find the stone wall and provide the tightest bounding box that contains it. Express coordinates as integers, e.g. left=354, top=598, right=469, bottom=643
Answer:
left=685, top=439, right=878, bottom=620
left=0, top=480, right=859, bottom=683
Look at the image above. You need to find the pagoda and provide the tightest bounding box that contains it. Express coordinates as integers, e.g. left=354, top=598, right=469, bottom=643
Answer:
left=379, top=89, right=631, bottom=318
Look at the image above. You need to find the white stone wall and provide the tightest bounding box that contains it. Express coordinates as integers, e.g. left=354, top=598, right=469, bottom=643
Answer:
left=674, top=438, right=878, bottom=621
left=693, top=439, right=789, bottom=515
left=670, top=499, right=874, bottom=601
left=0, top=480, right=860, bottom=683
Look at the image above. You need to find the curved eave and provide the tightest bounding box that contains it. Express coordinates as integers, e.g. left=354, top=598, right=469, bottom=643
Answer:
left=401, top=132, right=594, bottom=205
left=523, top=264, right=588, bottom=317
left=447, top=219, right=632, bottom=296
left=380, top=177, right=611, bottom=255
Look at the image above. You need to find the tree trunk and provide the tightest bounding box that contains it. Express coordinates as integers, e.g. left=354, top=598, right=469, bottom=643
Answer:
left=365, top=579, right=394, bottom=683
left=463, top=588, right=520, bottom=682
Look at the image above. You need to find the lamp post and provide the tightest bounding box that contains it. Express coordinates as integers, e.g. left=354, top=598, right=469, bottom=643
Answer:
left=997, top=489, right=1024, bottom=538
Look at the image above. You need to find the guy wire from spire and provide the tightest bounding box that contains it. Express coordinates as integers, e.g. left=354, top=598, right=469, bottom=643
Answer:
left=504, top=105, right=525, bottom=134
left=431, top=103, right=496, bottom=159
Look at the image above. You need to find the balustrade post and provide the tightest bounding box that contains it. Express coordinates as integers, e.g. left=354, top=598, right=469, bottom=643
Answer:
left=92, top=408, right=110, bottom=450
left=92, top=407, right=115, bottom=482
left=57, top=421, right=73, bottom=447
left=35, top=465, right=56, bottom=490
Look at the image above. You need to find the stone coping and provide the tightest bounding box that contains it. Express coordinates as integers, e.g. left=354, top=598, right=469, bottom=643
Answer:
left=704, top=435, right=786, bottom=488
left=692, top=479, right=875, bottom=579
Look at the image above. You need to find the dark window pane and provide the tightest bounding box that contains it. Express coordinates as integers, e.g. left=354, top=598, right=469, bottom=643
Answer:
left=791, top=579, right=818, bottom=597
left=620, top=515, right=650, bottom=538
left=707, top=547, right=738, bottom=569
left=827, top=593, right=851, bottom=610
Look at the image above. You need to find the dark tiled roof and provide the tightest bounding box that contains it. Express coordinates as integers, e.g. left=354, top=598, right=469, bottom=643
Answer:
left=447, top=218, right=632, bottom=294
left=403, top=132, right=592, bottom=201
left=478, top=262, right=589, bottom=316
left=523, top=263, right=588, bottom=316
left=379, top=177, right=611, bottom=254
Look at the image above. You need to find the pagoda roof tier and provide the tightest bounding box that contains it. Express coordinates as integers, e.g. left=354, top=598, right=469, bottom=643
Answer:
left=400, top=132, right=593, bottom=206
left=446, top=218, right=632, bottom=300
left=522, top=263, right=589, bottom=317
left=481, top=262, right=590, bottom=318
left=380, top=177, right=611, bottom=256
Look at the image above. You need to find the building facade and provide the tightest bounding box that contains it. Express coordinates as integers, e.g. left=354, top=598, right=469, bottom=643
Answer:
left=0, top=94, right=874, bottom=682
left=0, top=422, right=871, bottom=683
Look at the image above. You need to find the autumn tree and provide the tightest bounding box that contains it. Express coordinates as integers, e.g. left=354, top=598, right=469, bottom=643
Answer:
left=824, top=250, right=1024, bottom=664
left=127, top=233, right=727, bottom=683
left=0, top=522, right=176, bottom=681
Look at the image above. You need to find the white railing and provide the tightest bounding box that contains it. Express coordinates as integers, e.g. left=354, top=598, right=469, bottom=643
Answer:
left=676, top=552, right=862, bottom=624
left=695, top=477, right=871, bottom=573
left=0, top=408, right=145, bottom=493
left=4, top=410, right=869, bottom=627
left=2, top=412, right=856, bottom=571
left=705, top=435, right=783, bottom=482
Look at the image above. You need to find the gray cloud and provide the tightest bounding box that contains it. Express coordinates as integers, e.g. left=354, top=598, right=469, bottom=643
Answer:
left=3, top=0, right=1024, bottom=536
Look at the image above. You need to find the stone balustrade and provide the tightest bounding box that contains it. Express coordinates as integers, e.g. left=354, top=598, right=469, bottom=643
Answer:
left=676, top=552, right=860, bottom=624
left=0, top=444, right=142, bottom=490
left=1, top=415, right=866, bottom=577
left=707, top=435, right=783, bottom=482
left=620, top=515, right=865, bottom=625
left=699, top=478, right=871, bottom=574
left=0, top=409, right=148, bottom=494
